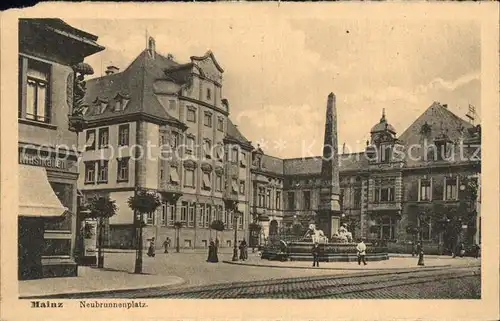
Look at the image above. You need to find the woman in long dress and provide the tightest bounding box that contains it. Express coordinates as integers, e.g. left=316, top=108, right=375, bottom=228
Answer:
left=147, top=237, right=156, bottom=257
left=207, top=241, right=218, bottom=263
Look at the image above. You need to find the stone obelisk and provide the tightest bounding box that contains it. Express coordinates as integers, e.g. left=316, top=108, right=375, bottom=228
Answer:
left=317, top=93, right=342, bottom=239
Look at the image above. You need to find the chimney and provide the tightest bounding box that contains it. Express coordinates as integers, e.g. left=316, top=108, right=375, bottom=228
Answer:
left=442, top=103, right=448, bottom=109
left=105, top=65, right=119, bottom=75
left=167, top=53, right=174, bottom=60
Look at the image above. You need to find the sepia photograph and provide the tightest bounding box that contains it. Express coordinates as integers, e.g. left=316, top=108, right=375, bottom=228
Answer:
left=1, top=2, right=499, bottom=321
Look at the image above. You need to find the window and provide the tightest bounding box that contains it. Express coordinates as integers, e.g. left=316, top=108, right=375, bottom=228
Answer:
left=419, top=179, right=431, bottom=201
left=188, top=204, right=195, bottom=227
left=287, top=192, right=295, bottom=210
left=98, top=127, right=109, bottom=149
left=168, top=132, right=178, bottom=149
left=20, top=58, right=51, bottom=123
left=380, top=144, right=391, bottom=163
left=231, top=148, right=239, bottom=163
left=238, top=214, right=243, bottom=230
left=378, top=217, right=396, bottom=240
left=445, top=177, right=458, bottom=200
left=231, top=178, right=239, bottom=194
left=84, top=161, right=96, bottom=184
left=160, top=203, right=167, bottom=226
left=380, top=187, right=395, bottom=202
left=118, top=124, right=129, bottom=146
left=205, top=205, right=211, bottom=227
left=303, top=191, right=311, bottom=210
left=206, top=88, right=212, bottom=100
left=117, top=157, right=130, bottom=182
left=167, top=204, right=176, bottom=226
left=184, top=168, right=195, bottom=187
left=187, top=107, right=196, bottom=122
left=181, top=202, right=188, bottom=223
left=353, top=188, right=361, bottom=209
left=186, top=136, right=195, bottom=154
left=217, top=117, right=224, bottom=131
left=215, top=174, right=223, bottom=192
left=239, top=180, right=245, bottom=195
left=276, top=191, right=281, bottom=210
left=145, top=212, right=154, bottom=225
left=240, top=152, right=247, bottom=167
left=203, top=139, right=212, bottom=159
left=170, top=166, right=180, bottom=185
left=266, top=189, right=271, bottom=209
left=97, top=160, right=109, bottom=183
left=85, top=130, right=96, bottom=151
left=202, top=172, right=212, bottom=190
left=258, top=187, right=265, bottom=207
left=98, top=102, right=107, bottom=114
left=204, top=112, right=212, bottom=127
left=198, top=204, right=205, bottom=227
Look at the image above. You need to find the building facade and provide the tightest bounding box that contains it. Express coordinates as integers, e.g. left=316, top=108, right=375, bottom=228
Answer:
left=18, top=19, right=103, bottom=279
left=78, top=38, right=252, bottom=250
left=252, top=102, right=481, bottom=254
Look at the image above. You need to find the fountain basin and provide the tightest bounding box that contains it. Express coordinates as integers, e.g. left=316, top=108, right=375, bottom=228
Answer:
left=261, top=242, right=389, bottom=262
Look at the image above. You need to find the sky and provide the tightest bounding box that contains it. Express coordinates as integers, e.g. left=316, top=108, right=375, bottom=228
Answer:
left=67, top=17, right=481, bottom=158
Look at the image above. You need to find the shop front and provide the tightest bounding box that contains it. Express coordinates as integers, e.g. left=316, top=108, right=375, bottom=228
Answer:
left=18, top=149, right=79, bottom=279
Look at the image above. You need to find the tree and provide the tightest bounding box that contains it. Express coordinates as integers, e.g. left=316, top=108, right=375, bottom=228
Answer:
left=127, top=190, right=161, bottom=274
left=87, top=196, right=117, bottom=268
left=173, top=221, right=184, bottom=253
left=210, top=220, right=225, bottom=243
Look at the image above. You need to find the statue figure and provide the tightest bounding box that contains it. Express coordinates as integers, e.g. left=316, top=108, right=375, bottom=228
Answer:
left=71, top=62, right=94, bottom=116
left=304, top=223, right=328, bottom=244
left=335, top=223, right=353, bottom=243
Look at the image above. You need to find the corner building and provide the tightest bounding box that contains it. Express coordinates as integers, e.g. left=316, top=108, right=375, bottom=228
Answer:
left=79, top=38, right=252, bottom=249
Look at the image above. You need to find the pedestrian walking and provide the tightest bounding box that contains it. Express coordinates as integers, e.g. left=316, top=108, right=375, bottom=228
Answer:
left=206, top=240, right=219, bottom=263
left=163, top=237, right=170, bottom=253
left=239, top=239, right=248, bottom=261
left=312, top=242, right=320, bottom=267
left=417, top=242, right=425, bottom=266
left=147, top=237, right=156, bottom=257
left=356, top=239, right=367, bottom=265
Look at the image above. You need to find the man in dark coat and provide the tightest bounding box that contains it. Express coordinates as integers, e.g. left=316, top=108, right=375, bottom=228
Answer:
left=312, top=242, right=321, bottom=267
left=147, top=237, right=156, bottom=257
left=207, top=241, right=219, bottom=263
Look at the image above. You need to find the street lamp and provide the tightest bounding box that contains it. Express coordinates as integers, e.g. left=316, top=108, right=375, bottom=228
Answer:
left=232, top=210, right=242, bottom=261
left=134, top=210, right=144, bottom=274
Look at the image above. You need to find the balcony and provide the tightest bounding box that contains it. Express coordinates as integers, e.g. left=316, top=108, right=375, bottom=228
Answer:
left=367, top=202, right=402, bottom=213
left=159, top=182, right=182, bottom=195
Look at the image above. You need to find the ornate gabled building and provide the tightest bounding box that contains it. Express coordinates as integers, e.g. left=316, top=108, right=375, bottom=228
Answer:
left=249, top=100, right=481, bottom=254
left=78, top=38, right=252, bottom=249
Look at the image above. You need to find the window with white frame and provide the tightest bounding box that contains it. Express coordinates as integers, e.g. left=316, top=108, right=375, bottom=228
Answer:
left=97, top=160, right=109, bottom=183
left=160, top=202, right=167, bottom=226
left=217, top=117, right=224, bottom=132
left=445, top=177, right=458, bottom=200
left=19, top=58, right=51, bottom=123
left=186, top=136, right=195, bottom=154
left=85, top=129, right=96, bottom=151
left=118, top=124, right=130, bottom=146
left=198, top=205, right=204, bottom=228
left=204, top=111, right=212, bottom=127
left=181, top=202, right=188, bottom=223
left=231, top=148, right=239, bottom=163
left=215, top=174, right=223, bottom=192
left=146, top=211, right=154, bottom=225
left=98, top=127, right=109, bottom=149
left=276, top=191, right=281, bottom=210
left=187, top=107, right=196, bottom=122
left=117, top=157, right=130, bottom=182
left=167, top=204, right=175, bottom=226
left=84, top=161, right=96, bottom=184
left=205, top=205, right=211, bottom=228
left=184, top=168, right=195, bottom=187
left=170, top=166, right=180, bottom=185
left=419, top=179, right=432, bottom=201
left=202, top=172, right=212, bottom=190
left=188, top=204, right=195, bottom=227
left=266, top=189, right=272, bottom=209
left=238, top=214, right=243, bottom=230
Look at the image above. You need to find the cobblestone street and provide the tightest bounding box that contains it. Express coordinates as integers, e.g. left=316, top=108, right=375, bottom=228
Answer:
left=22, top=250, right=481, bottom=299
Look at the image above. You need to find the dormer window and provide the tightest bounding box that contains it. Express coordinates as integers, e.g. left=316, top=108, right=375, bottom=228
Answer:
left=113, top=94, right=130, bottom=112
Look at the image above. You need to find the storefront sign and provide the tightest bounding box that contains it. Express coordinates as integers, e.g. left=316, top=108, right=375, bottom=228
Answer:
left=19, top=152, right=67, bottom=170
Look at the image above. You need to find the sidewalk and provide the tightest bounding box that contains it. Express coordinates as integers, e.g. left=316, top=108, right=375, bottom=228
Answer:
left=224, top=255, right=481, bottom=271
left=19, top=266, right=185, bottom=298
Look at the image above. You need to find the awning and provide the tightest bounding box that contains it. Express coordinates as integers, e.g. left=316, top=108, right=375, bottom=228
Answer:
left=19, top=165, right=68, bottom=217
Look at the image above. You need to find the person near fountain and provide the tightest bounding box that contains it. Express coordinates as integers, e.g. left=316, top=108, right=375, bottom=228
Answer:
left=417, top=242, right=425, bottom=266
left=356, top=239, right=367, bottom=265
left=312, top=242, right=321, bottom=267
left=207, top=240, right=219, bottom=263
